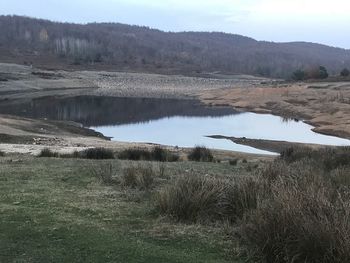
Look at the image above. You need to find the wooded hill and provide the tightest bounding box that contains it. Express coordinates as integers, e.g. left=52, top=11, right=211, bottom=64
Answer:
left=1, top=15, right=349, bottom=78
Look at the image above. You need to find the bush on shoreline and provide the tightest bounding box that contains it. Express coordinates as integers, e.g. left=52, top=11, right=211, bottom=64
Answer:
left=118, top=147, right=179, bottom=162
left=38, top=147, right=114, bottom=159
left=187, top=146, right=214, bottom=162
left=38, top=148, right=59, bottom=158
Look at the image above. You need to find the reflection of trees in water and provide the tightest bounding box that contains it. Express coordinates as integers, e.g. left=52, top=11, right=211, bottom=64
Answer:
left=0, top=96, right=238, bottom=127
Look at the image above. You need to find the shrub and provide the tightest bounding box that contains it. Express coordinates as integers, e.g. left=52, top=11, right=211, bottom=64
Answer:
left=151, top=146, right=179, bottom=162
left=121, top=165, right=155, bottom=190
left=156, top=174, right=259, bottom=223
left=153, top=146, right=350, bottom=261
left=188, top=146, right=213, bottom=162
left=292, top=69, right=306, bottom=81
left=118, top=147, right=179, bottom=162
left=318, top=66, right=329, bottom=79
left=59, top=150, right=80, bottom=159
left=341, top=68, right=350, bottom=77
left=118, top=148, right=151, bottom=161
left=90, top=162, right=117, bottom=185
left=0, top=151, right=5, bottom=157
left=38, top=148, right=59, bottom=158
left=240, top=170, right=350, bottom=263
left=239, top=148, right=350, bottom=263
left=80, top=148, right=114, bottom=160
left=229, top=159, right=238, bottom=166
left=292, top=66, right=329, bottom=81
left=280, top=146, right=350, bottom=171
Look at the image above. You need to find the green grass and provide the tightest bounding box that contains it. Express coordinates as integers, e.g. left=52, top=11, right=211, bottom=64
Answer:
left=0, top=156, right=247, bottom=263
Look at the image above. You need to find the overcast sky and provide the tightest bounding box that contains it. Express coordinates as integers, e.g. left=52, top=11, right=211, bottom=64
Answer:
left=1, top=0, right=349, bottom=49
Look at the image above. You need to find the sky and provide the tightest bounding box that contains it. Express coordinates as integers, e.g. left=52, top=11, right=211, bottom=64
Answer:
left=1, top=0, right=349, bottom=49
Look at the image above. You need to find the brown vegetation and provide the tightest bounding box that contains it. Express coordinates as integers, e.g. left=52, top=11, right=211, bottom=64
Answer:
left=157, top=147, right=350, bottom=262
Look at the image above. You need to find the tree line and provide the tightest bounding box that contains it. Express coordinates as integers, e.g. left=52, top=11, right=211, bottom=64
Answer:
left=292, top=66, right=350, bottom=81
left=1, top=15, right=350, bottom=79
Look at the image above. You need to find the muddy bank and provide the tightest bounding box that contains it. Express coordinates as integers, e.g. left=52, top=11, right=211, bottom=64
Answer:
left=0, top=115, right=270, bottom=160
left=208, top=135, right=326, bottom=154
left=0, top=114, right=108, bottom=143
left=200, top=82, right=350, bottom=140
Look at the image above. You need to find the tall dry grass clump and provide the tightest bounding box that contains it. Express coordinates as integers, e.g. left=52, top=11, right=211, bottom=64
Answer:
left=240, top=148, right=350, bottom=263
left=118, top=147, right=179, bottom=162
left=121, top=165, right=155, bottom=190
left=38, top=148, right=59, bottom=158
left=90, top=162, right=117, bottom=185
left=156, top=174, right=259, bottom=223
left=80, top=148, right=114, bottom=160
left=156, top=146, right=350, bottom=262
left=187, top=146, right=214, bottom=162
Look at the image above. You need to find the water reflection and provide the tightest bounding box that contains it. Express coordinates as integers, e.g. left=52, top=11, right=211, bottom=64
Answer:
left=0, top=96, right=238, bottom=126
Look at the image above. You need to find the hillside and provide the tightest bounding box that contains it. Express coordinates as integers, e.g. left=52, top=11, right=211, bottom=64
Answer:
left=0, top=15, right=350, bottom=78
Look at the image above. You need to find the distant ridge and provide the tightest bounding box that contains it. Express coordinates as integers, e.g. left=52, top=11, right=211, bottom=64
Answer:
left=0, top=15, right=349, bottom=78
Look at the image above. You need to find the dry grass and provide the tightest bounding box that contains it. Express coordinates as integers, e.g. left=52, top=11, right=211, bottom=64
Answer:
left=79, top=148, right=114, bottom=159
left=156, top=146, right=350, bottom=262
left=90, top=162, right=118, bottom=185
left=38, top=148, right=59, bottom=158
left=188, top=146, right=214, bottom=162
left=239, top=148, right=350, bottom=263
left=38, top=147, right=115, bottom=160
left=156, top=174, right=258, bottom=223
left=121, top=164, right=156, bottom=190
left=118, top=147, right=179, bottom=162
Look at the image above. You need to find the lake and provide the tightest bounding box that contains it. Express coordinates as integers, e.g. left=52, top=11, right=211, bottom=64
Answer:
left=1, top=96, right=350, bottom=154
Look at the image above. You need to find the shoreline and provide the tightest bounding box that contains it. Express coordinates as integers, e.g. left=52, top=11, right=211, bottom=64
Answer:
left=1, top=63, right=349, bottom=157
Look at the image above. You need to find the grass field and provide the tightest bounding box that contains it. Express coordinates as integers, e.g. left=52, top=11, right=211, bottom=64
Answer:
left=2, top=146, right=349, bottom=262
left=0, top=154, right=255, bottom=263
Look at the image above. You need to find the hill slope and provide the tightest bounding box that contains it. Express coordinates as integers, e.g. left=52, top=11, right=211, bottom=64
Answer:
left=0, top=15, right=350, bottom=78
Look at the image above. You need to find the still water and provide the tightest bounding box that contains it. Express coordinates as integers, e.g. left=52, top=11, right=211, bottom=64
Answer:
left=1, top=96, right=349, bottom=154
left=92, top=113, right=350, bottom=155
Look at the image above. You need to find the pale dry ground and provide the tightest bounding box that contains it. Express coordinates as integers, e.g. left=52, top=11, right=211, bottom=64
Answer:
left=0, top=63, right=268, bottom=100
left=199, top=82, right=350, bottom=139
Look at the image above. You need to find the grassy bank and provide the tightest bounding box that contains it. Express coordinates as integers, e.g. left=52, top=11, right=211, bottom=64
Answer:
left=0, top=153, right=256, bottom=262
left=1, top=146, right=349, bottom=262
